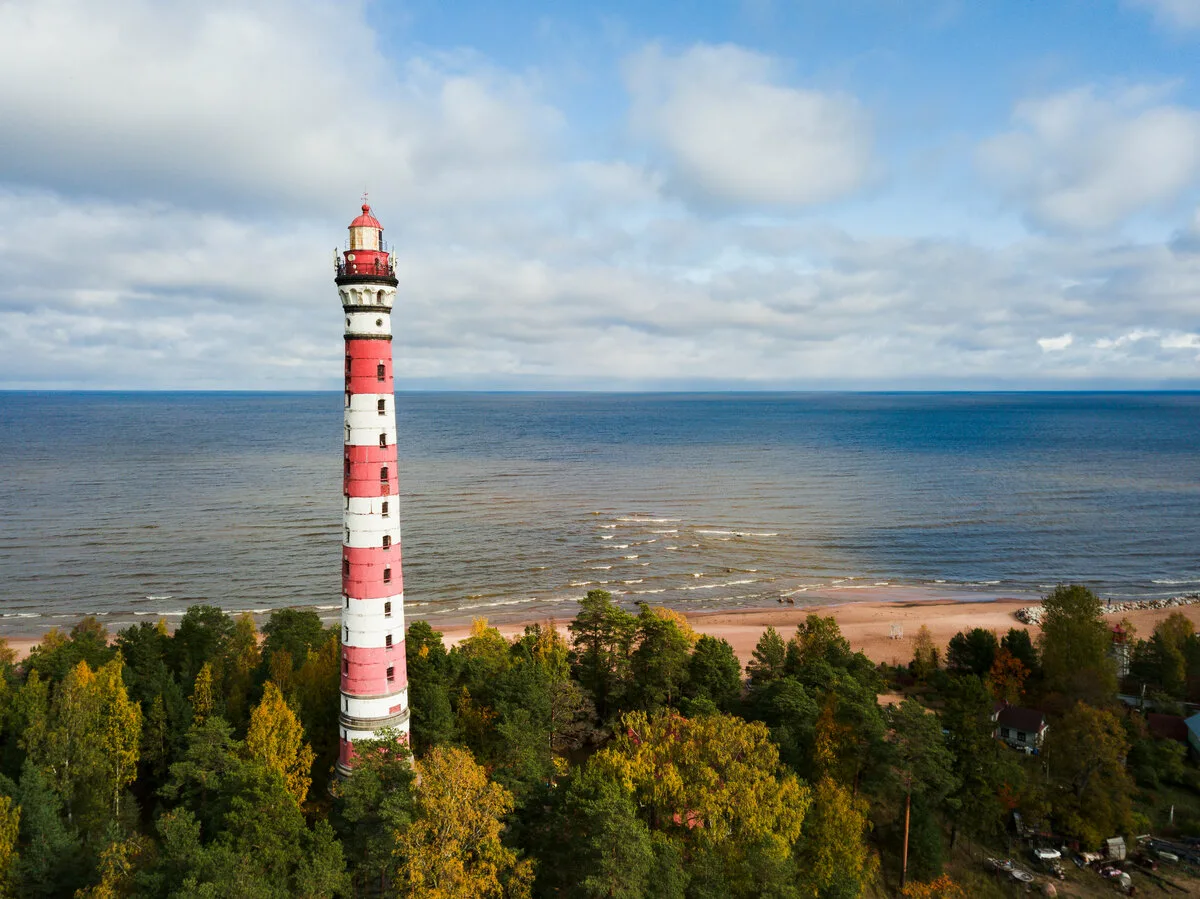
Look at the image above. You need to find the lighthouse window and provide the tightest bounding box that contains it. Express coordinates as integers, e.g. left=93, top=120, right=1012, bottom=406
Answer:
left=386, top=634, right=393, bottom=649
left=344, top=459, right=351, bottom=476
left=384, top=601, right=392, bottom=617
left=345, top=596, right=350, bottom=609
left=343, top=559, right=350, bottom=577
left=382, top=535, right=391, bottom=549
left=342, top=658, right=349, bottom=675
left=383, top=567, right=392, bottom=583
left=345, top=392, right=351, bottom=407
left=381, top=501, right=389, bottom=517
left=377, top=398, right=386, bottom=415
left=345, top=355, right=352, bottom=373
left=344, top=626, right=349, bottom=642
left=386, top=666, right=395, bottom=682
left=380, top=466, right=389, bottom=481
left=379, top=433, right=387, bottom=448
left=377, top=363, right=385, bottom=381
left=377, top=289, right=385, bottom=303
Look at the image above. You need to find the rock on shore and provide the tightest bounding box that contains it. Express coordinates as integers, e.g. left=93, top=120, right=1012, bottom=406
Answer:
left=1015, top=593, right=1200, bottom=626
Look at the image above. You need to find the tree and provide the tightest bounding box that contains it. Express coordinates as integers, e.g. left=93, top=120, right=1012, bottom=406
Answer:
left=590, top=709, right=810, bottom=892
left=941, top=676, right=1021, bottom=848
left=170, top=606, right=235, bottom=688
left=23, top=619, right=116, bottom=684
left=911, top=626, right=939, bottom=682
left=245, top=682, right=315, bottom=805
left=561, top=765, right=655, bottom=899
left=569, top=591, right=636, bottom=718
left=795, top=774, right=877, bottom=899
left=394, top=745, right=533, bottom=899
left=5, top=762, right=87, bottom=897
left=888, top=699, right=959, bottom=887
left=786, top=615, right=852, bottom=674
left=405, top=621, right=456, bottom=752
left=1044, top=703, right=1134, bottom=845
left=746, top=627, right=787, bottom=686
left=261, top=608, right=326, bottom=673
left=944, top=629, right=997, bottom=677
left=332, top=729, right=415, bottom=894
left=900, top=874, right=967, bottom=899
left=1000, top=628, right=1038, bottom=675
left=189, top=662, right=217, bottom=726
left=629, top=605, right=692, bottom=711
left=0, top=794, right=17, bottom=899
left=220, top=613, right=261, bottom=727
left=985, top=648, right=1028, bottom=706
left=687, top=636, right=742, bottom=711
left=1038, top=585, right=1116, bottom=703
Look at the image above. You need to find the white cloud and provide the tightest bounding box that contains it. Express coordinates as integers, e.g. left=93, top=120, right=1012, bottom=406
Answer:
left=1038, top=334, right=1074, bottom=352
left=623, top=43, right=872, bottom=208
left=1162, top=332, right=1200, bottom=348
left=0, top=0, right=561, bottom=214
left=1094, top=328, right=1158, bottom=348
left=1128, top=0, right=1200, bottom=30
left=978, top=85, right=1200, bottom=231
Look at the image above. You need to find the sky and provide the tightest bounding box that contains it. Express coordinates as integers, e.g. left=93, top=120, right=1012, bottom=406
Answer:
left=2, top=0, right=1200, bottom=390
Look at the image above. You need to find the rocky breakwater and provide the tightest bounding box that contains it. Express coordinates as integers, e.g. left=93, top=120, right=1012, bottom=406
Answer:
left=1015, top=593, right=1200, bottom=626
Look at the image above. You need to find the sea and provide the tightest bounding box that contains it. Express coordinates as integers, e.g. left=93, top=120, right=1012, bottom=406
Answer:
left=1, top=391, right=1198, bottom=638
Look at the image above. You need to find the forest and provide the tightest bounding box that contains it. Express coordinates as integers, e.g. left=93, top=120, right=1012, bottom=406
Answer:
left=1, top=583, right=1199, bottom=898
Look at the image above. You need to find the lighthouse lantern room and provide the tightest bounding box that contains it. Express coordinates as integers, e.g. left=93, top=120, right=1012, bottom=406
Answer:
left=335, top=203, right=409, bottom=775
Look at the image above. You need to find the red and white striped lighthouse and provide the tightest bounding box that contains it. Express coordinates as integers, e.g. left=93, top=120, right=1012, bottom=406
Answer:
left=336, top=202, right=409, bottom=775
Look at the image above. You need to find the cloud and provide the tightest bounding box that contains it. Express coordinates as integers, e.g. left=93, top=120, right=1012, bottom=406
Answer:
left=623, top=43, right=873, bottom=208
left=978, top=85, right=1200, bottom=231
left=1038, top=334, right=1074, bottom=352
left=1128, top=0, right=1200, bottom=30
left=0, top=0, right=561, bottom=214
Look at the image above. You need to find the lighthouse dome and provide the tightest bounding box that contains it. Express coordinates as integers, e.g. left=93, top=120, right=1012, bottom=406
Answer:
left=350, top=204, right=383, bottom=230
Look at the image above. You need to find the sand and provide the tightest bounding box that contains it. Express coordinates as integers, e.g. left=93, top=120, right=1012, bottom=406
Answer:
left=8, top=588, right=1200, bottom=668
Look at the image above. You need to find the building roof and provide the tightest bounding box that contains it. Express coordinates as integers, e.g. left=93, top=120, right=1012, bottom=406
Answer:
left=996, top=706, right=1047, bottom=733
left=1147, top=713, right=1188, bottom=742
left=350, top=203, right=383, bottom=230
left=1186, top=712, right=1200, bottom=741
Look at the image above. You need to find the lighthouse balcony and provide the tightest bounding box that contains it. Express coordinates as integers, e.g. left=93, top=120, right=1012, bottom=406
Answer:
left=336, top=255, right=398, bottom=286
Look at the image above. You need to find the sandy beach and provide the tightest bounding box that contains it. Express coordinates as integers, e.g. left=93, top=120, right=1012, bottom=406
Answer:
left=8, top=588, right=1200, bottom=668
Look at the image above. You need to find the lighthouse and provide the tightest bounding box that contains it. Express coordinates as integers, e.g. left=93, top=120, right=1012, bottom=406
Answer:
left=336, top=202, right=409, bottom=775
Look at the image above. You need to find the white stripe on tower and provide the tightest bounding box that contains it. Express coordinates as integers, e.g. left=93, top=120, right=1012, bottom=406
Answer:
left=335, top=202, right=410, bottom=776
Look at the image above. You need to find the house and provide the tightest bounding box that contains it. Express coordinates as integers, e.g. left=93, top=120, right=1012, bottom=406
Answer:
left=993, top=706, right=1049, bottom=752
left=1146, top=713, right=1188, bottom=744
left=1185, top=712, right=1200, bottom=758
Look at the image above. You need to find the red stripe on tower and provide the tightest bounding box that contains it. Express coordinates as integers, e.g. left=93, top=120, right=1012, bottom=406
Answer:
left=335, top=201, right=410, bottom=776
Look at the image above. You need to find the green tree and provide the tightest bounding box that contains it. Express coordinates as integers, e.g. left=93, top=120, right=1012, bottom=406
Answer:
left=1044, top=703, right=1134, bottom=845
left=561, top=765, right=655, bottom=899
left=332, top=728, right=415, bottom=894
left=629, top=604, right=692, bottom=711
left=23, top=619, right=116, bottom=684
left=888, top=699, right=959, bottom=888
left=395, top=745, right=533, bottom=899
left=1038, top=585, right=1116, bottom=704
left=687, top=636, right=743, bottom=711
left=1000, top=628, right=1038, bottom=675
left=220, top=613, right=261, bottom=727
left=910, top=626, right=939, bottom=682
left=405, top=621, right=456, bottom=752
left=944, top=629, right=997, bottom=677
left=785, top=615, right=852, bottom=674
left=170, top=606, right=234, bottom=689
left=189, top=662, right=217, bottom=726
left=261, top=608, right=326, bottom=675
left=245, top=682, right=315, bottom=805
left=940, top=675, right=1021, bottom=848
left=568, top=591, right=636, bottom=719
left=5, top=762, right=86, bottom=898
left=746, top=626, right=787, bottom=686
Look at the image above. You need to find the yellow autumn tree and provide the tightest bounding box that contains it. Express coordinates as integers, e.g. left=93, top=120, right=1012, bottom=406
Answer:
left=189, top=661, right=216, bottom=725
left=395, top=745, right=533, bottom=899
left=911, top=625, right=939, bottom=681
left=986, top=647, right=1028, bottom=705
left=0, top=795, right=19, bottom=899
left=245, top=681, right=315, bottom=805
left=591, top=710, right=810, bottom=873
left=901, top=874, right=967, bottom=899
left=796, top=775, right=877, bottom=898
left=649, top=606, right=699, bottom=646
left=73, top=833, right=149, bottom=899
left=94, top=657, right=142, bottom=819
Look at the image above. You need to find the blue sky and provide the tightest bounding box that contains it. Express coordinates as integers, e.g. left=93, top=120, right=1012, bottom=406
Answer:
left=1, top=0, right=1199, bottom=389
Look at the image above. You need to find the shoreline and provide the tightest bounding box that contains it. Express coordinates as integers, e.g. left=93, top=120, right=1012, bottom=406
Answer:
left=8, top=590, right=1200, bottom=668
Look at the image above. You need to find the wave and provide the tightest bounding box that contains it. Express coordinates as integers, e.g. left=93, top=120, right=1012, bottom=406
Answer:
left=622, top=555, right=639, bottom=560
left=695, top=529, right=779, bottom=538
left=600, top=535, right=614, bottom=540
left=616, top=517, right=681, bottom=523
left=623, top=579, right=644, bottom=584
left=590, top=565, right=612, bottom=570
left=568, top=581, right=593, bottom=587
left=1152, top=578, right=1200, bottom=586
left=145, top=595, right=174, bottom=601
